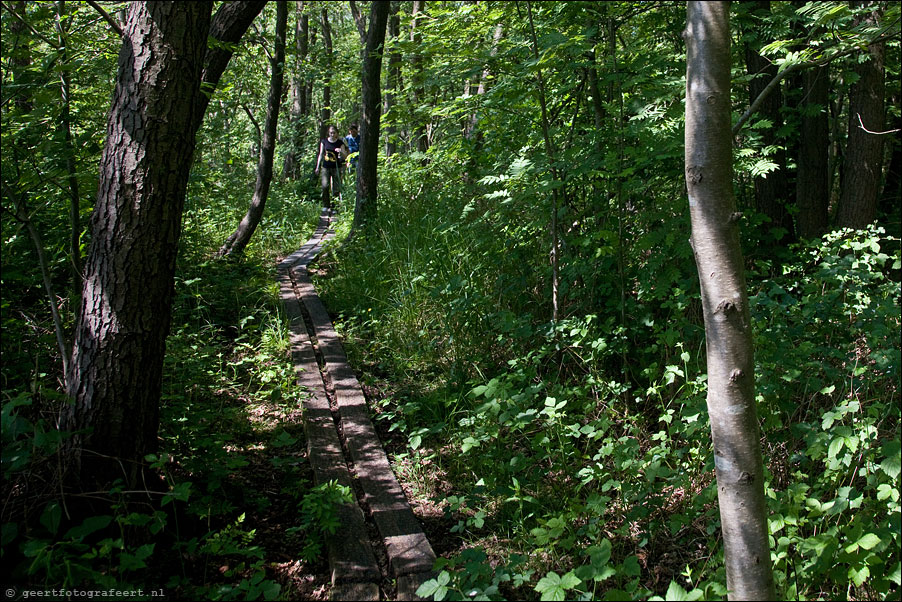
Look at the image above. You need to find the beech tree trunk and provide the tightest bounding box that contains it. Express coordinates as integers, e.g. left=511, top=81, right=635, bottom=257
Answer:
left=219, top=0, right=288, bottom=257
left=836, top=1, right=886, bottom=229
left=63, top=1, right=213, bottom=486
left=352, top=0, right=390, bottom=233
left=684, top=2, right=776, bottom=599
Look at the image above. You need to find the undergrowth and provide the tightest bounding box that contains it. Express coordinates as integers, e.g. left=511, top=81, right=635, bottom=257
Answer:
left=317, top=154, right=901, bottom=601
left=2, top=172, right=330, bottom=600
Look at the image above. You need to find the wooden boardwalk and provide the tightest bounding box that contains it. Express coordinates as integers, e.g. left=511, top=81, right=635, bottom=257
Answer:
left=277, top=211, right=436, bottom=601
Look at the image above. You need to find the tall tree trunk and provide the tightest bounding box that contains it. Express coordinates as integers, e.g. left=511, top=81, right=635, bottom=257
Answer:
left=586, top=48, right=605, bottom=153
left=10, top=0, right=33, bottom=113
left=63, top=1, right=213, bottom=487
left=464, top=22, right=503, bottom=141
left=282, top=1, right=309, bottom=180
left=410, top=0, right=428, bottom=154
left=220, top=0, right=288, bottom=257
left=525, top=1, right=560, bottom=323
left=744, top=0, right=795, bottom=244
left=56, top=0, right=84, bottom=283
left=194, top=1, right=267, bottom=126
left=880, top=108, right=901, bottom=214
left=684, top=3, right=775, bottom=599
left=384, top=2, right=401, bottom=158
left=320, top=7, right=333, bottom=126
left=351, top=0, right=390, bottom=234
left=796, top=64, right=830, bottom=239
left=836, top=1, right=886, bottom=229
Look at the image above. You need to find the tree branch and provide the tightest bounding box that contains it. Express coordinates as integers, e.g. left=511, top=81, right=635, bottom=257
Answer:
left=349, top=0, right=367, bottom=43
left=858, top=113, right=901, bottom=135
left=85, top=0, right=123, bottom=37
left=733, top=25, right=901, bottom=136
left=0, top=0, right=59, bottom=47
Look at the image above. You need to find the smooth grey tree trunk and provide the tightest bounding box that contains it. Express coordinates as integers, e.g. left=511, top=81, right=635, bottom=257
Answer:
left=219, top=0, right=288, bottom=257
left=684, top=2, right=776, bottom=599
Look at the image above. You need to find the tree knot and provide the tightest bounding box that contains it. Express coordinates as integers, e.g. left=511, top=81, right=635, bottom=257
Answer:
left=715, top=299, right=737, bottom=313
left=686, top=165, right=703, bottom=185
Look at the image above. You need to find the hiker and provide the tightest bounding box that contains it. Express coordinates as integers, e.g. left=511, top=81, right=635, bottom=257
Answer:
left=345, top=124, right=360, bottom=174
left=315, top=125, right=348, bottom=209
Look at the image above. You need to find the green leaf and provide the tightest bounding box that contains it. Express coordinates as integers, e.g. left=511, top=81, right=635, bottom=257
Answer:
left=535, top=571, right=576, bottom=601
left=622, top=555, right=641, bottom=577
left=857, top=533, right=881, bottom=551
left=848, top=564, right=869, bottom=587
left=417, top=571, right=451, bottom=601
left=889, top=562, right=901, bottom=586
left=40, top=501, right=61, bottom=535
left=665, top=580, right=690, bottom=601
left=828, top=437, right=845, bottom=459
left=879, top=439, right=901, bottom=480
left=64, top=515, right=113, bottom=540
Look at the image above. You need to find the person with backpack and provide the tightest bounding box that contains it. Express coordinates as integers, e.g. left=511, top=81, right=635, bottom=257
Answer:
left=345, top=124, right=360, bottom=174
left=315, top=125, right=349, bottom=209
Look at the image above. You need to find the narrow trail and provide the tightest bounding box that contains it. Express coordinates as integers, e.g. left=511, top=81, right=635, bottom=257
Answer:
left=277, top=211, right=436, bottom=601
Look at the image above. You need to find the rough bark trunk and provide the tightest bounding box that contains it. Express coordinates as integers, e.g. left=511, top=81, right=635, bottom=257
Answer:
left=586, top=48, right=605, bottom=153
left=685, top=2, right=776, bottom=599
left=744, top=1, right=794, bottom=243
left=836, top=1, right=886, bottom=229
left=796, top=64, right=830, bottom=239
left=219, top=0, right=288, bottom=257
left=63, top=1, right=213, bottom=487
left=880, top=110, right=901, bottom=213
left=195, top=1, right=267, bottom=126
left=351, top=0, right=390, bottom=234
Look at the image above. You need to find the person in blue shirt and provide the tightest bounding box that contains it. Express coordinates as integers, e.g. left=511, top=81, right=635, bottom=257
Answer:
left=345, top=124, right=360, bottom=173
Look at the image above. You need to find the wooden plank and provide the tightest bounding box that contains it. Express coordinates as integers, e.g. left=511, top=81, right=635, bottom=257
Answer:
left=330, top=582, right=380, bottom=601
left=292, top=266, right=437, bottom=577
left=397, top=572, right=434, bottom=601
left=277, top=249, right=381, bottom=586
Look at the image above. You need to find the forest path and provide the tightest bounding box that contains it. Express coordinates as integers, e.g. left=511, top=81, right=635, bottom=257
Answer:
left=277, top=211, right=436, bottom=601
